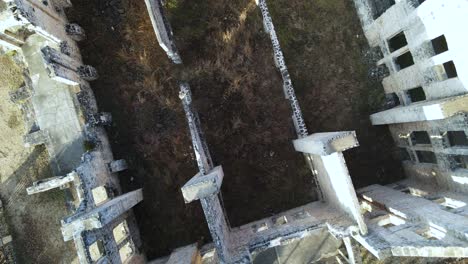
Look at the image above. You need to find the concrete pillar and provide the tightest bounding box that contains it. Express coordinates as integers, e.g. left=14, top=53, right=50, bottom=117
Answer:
left=181, top=166, right=224, bottom=203
left=293, top=131, right=359, bottom=156
left=62, top=189, right=143, bottom=241
left=26, top=171, right=77, bottom=195
left=144, top=0, right=182, bottom=64
left=343, top=237, right=362, bottom=264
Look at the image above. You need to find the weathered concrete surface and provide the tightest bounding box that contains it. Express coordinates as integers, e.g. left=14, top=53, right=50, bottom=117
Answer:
left=0, top=53, right=76, bottom=263
left=293, top=131, right=359, bottom=156
left=62, top=189, right=143, bottom=241
left=251, top=228, right=341, bottom=264
left=357, top=184, right=468, bottom=259
left=21, top=35, right=85, bottom=175
left=311, top=152, right=367, bottom=235
left=26, top=171, right=77, bottom=195
left=371, top=94, right=468, bottom=125
left=144, top=0, right=182, bottom=64
left=181, top=166, right=224, bottom=203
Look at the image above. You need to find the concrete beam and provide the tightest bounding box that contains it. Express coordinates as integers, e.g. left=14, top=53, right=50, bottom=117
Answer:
left=181, top=166, right=224, bottom=203
left=371, top=94, right=468, bottom=125
left=144, top=0, right=182, bottom=64
left=27, top=171, right=77, bottom=195
left=293, top=131, right=359, bottom=156
left=62, top=189, right=143, bottom=241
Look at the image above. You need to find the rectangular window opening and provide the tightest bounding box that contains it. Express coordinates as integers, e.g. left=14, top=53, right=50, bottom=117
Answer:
left=371, top=0, right=396, bottom=19
left=273, top=216, right=288, bottom=226
left=448, top=131, right=468, bottom=147
left=292, top=210, right=311, bottom=220
left=375, top=214, right=406, bottom=228
left=113, top=222, right=129, bottom=245
left=411, top=131, right=431, bottom=145
left=92, top=186, right=109, bottom=206
left=416, top=226, right=446, bottom=240
left=431, top=35, right=448, bottom=55
left=406, top=86, right=426, bottom=103
left=388, top=32, right=408, bottom=52
left=398, top=147, right=411, bottom=161
left=416, top=150, right=437, bottom=164
left=395, top=51, right=415, bottom=70
left=443, top=61, right=458, bottom=79
left=385, top=92, right=401, bottom=109
left=119, top=241, right=134, bottom=263
left=402, top=187, right=428, bottom=197
left=450, top=155, right=468, bottom=169
left=89, top=240, right=105, bottom=262
left=434, top=197, right=467, bottom=209
left=252, top=222, right=269, bottom=233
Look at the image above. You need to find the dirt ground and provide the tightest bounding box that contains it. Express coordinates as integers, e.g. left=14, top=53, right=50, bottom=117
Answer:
left=268, top=0, right=403, bottom=188
left=0, top=54, right=76, bottom=263
left=67, top=0, right=402, bottom=259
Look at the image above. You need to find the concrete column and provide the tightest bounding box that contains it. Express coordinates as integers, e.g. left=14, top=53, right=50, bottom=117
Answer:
left=144, top=0, right=182, bottom=64
left=26, top=171, right=77, bottom=195
left=343, top=237, right=362, bottom=264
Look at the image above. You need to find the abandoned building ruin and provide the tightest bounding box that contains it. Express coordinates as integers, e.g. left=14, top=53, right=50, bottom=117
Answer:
left=0, top=0, right=467, bottom=263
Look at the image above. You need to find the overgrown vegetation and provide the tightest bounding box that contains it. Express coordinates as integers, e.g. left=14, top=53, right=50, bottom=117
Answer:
left=68, top=0, right=402, bottom=259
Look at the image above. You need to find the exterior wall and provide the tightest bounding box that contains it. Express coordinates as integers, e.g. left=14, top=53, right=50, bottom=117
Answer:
left=353, top=0, right=468, bottom=260
left=353, top=0, right=468, bottom=124
left=352, top=0, right=468, bottom=195
left=389, top=114, right=468, bottom=193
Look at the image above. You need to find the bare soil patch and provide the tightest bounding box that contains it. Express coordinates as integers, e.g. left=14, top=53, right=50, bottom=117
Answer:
left=0, top=54, right=76, bottom=264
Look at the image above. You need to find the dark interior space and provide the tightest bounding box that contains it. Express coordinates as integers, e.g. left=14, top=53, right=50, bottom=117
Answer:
left=407, top=86, right=426, bottom=103
left=431, top=35, right=449, bottom=55
left=416, top=150, right=437, bottom=164
left=411, top=131, right=431, bottom=145
left=395, top=51, right=415, bottom=70
left=370, top=0, right=396, bottom=19
left=448, top=131, right=468, bottom=147
left=443, top=61, right=458, bottom=79
left=388, top=32, right=408, bottom=52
